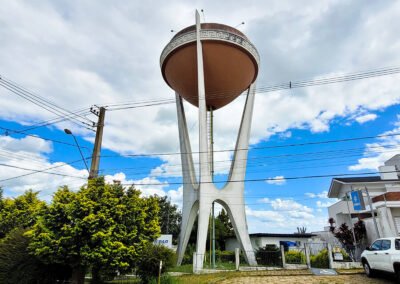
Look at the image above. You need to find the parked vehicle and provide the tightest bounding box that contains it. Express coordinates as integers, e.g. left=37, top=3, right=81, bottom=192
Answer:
left=360, top=237, right=400, bottom=279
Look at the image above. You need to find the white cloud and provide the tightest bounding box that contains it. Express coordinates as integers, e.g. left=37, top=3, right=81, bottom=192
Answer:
left=258, top=197, right=270, bottom=203
left=246, top=207, right=285, bottom=223
left=167, top=186, right=183, bottom=209
left=104, top=172, right=168, bottom=197
left=349, top=118, right=400, bottom=171
left=355, top=113, right=377, bottom=124
left=0, top=135, right=52, bottom=154
left=316, top=200, right=335, bottom=208
left=246, top=199, right=326, bottom=233
left=0, top=136, right=88, bottom=200
left=305, top=191, right=328, bottom=199
left=270, top=198, right=313, bottom=213
left=266, top=176, right=286, bottom=185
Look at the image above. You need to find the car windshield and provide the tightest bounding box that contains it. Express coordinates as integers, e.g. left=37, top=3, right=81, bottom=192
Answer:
left=395, top=239, right=400, bottom=250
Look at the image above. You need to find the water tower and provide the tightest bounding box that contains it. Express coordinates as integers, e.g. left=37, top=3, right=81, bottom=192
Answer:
left=160, top=10, right=259, bottom=271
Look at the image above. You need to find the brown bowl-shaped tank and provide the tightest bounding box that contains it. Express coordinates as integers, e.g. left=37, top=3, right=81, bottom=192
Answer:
left=161, top=23, right=259, bottom=110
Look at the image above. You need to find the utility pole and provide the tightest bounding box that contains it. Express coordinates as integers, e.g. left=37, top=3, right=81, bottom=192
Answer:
left=89, top=106, right=106, bottom=179
left=212, top=201, right=215, bottom=268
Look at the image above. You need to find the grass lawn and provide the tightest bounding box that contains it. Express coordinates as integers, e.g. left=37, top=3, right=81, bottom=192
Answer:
left=168, top=262, right=237, bottom=273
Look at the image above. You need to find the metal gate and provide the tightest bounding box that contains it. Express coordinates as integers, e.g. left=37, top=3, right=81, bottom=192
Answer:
left=307, top=242, right=329, bottom=269
left=253, top=247, right=283, bottom=268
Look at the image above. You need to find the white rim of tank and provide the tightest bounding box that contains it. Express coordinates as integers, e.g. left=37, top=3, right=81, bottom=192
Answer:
left=160, top=29, right=260, bottom=68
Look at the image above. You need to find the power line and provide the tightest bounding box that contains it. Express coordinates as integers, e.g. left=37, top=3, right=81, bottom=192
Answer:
left=103, top=65, right=400, bottom=111
left=0, top=76, right=95, bottom=131
left=1, top=127, right=398, bottom=182
left=0, top=157, right=91, bottom=183
left=0, top=126, right=91, bottom=149
left=98, top=144, right=400, bottom=176
left=16, top=108, right=92, bottom=133
left=97, top=131, right=400, bottom=160
left=0, top=163, right=87, bottom=179
left=0, top=76, right=94, bottom=125
left=121, top=170, right=400, bottom=186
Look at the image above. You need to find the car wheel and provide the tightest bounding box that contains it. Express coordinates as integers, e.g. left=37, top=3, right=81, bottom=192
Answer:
left=363, top=261, right=374, bottom=278
left=395, top=267, right=400, bottom=281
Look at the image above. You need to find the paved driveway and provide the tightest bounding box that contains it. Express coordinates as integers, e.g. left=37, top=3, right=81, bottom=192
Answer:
left=220, top=274, right=397, bottom=284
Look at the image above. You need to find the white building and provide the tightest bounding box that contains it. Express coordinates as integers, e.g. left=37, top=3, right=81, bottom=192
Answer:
left=328, top=155, right=400, bottom=244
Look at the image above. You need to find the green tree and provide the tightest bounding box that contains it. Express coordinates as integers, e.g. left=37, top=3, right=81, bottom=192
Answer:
left=135, top=243, right=176, bottom=283
left=153, top=195, right=181, bottom=244
left=214, top=209, right=234, bottom=250
left=0, top=228, right=71, bottom=284
left=332, top=221, right=366, bottom=247
left=0, top=190, right=46, bottom=239
left=27, top=177, right=161, bottom=284
left=186, top=208, right=234, bottom=251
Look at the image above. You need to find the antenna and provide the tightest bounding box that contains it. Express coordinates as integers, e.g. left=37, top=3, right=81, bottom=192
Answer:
left=201, top=9, right=206, bottom=22
left=235, top=22, right=245, bottom=28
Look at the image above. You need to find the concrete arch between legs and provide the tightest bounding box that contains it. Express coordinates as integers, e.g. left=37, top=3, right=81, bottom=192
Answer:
left=177, top=200, right=199, bottom=266
left=215, top=199, right=257, bottom=266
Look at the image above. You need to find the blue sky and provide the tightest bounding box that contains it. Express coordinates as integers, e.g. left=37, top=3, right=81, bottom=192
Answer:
left=1, top=0, right=400, bottom=233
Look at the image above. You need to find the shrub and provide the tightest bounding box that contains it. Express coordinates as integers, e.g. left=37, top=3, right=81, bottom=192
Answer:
left=310, top=249, right=329, bottom=268
left=182, top=243, right=195, bottom=264
left=0, top=228, right=71, bottom=284
left=255, top=245, right=282, bottom=267
left=340, top=249, right=351, bottom=261
left=216, top=250, right=235, bottom=263
left=136, top=244, right=176, bottom=283
left=284, top=250, right=305, bottom=264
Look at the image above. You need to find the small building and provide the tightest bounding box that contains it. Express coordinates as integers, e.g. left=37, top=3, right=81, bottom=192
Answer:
left=225, top=233, right=317, bottom=251
left=328, top=155, right=400, bottom=244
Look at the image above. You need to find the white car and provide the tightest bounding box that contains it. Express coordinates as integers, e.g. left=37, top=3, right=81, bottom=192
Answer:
left=361, top=237, right=400, bottom=279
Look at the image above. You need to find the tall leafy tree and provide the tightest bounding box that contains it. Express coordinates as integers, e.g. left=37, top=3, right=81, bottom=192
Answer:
left=215, top=209, right=234, bottom=250
left=27, top=177, right=160, bottom=284
left=154, top=195, right=182, bottom=244
left=0, top=190, right=46, bottom=239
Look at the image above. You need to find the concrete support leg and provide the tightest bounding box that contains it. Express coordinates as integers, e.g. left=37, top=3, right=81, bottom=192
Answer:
left=175, top=92, right=198, bottom=266
left=228, top=83, right=256, bottom=183
left=177, top=201, right=198, bottom=265
left=195, top=198, right=212, bottom=271
left=224, top=202, right=257, bottom=265
left=175, top=94, right=197, bottom=185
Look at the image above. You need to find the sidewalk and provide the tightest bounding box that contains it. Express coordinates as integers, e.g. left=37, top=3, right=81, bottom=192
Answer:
left=173, top=269, right=397, bottom=284
left=217, top=270, right=397, bottom=284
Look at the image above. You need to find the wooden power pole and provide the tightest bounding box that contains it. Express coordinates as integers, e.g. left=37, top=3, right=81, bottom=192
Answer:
left=89, top=106, right=106, bottom=179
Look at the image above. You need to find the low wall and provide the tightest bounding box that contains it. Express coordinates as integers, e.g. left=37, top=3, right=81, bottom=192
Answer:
left=332, top=261, right=362, bottom=269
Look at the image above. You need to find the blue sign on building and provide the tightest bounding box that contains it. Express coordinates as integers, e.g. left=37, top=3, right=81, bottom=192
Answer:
left=350, top=190, right=365, bottom=211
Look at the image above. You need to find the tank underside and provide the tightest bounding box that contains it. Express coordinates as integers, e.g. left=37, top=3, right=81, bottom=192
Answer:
left=162, top=40, right=257, bottom=110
